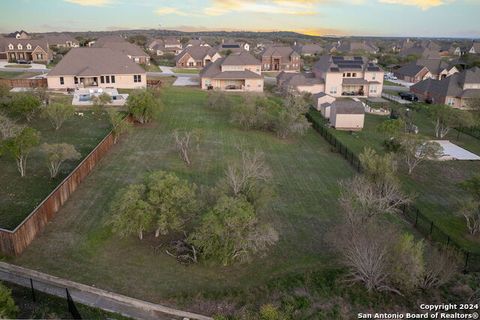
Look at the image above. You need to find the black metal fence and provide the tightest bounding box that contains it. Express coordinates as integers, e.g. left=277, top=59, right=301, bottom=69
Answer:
left=306, top=109, right=480, bottom=272
left=456, top=126, right=480, bottom=140
left=28, top=279, right=82, bottom=319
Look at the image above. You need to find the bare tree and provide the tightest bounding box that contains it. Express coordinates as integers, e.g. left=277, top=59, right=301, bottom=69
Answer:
left=339, top=175, right=411, bottom=224
left=420, top=246, right=460, bottom=290
left=331, top=221, right=401, bottom=294
left=0, top=113, right=24, bottom=140
left=458, top=200, right=480, bottom=235
left=224, top=148, right=272, bottom=197
left=400, top=134, right=442, bottom=175
left=173, top=129, right=201, bottom=166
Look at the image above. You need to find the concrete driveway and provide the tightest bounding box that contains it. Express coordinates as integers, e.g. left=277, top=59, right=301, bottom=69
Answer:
left=173, top=76, right=199, bottom=86
left=0, top=60, right=49, bottom=72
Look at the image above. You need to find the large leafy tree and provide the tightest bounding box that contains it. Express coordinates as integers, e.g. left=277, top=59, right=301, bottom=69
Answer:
left=108, top=184, right=155, bottom=240
left=3, top=127, right=40, bottom=177
left=40, top=143, right=81, bottom=178
left=42, top=102, right=75, bottom=130
left=427, top=104, right=475, bottom=138
left=145, top=171, right=198, bottom=237
left=457, top=175, right=480, bottom=235
left=127, top=90, right=163, bottom=124
left=189, top=195, right=278, bottom=266
left=9, top=93, right=41, bottom=122
left=399, top=133, right=442, bottom=175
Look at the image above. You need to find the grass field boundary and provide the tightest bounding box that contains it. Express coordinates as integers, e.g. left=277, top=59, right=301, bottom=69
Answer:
left=306, top=108, right=480, bottom=272
left=456, top=126, right=480, bottom=140
left=0, top=126, right=117, bottom=256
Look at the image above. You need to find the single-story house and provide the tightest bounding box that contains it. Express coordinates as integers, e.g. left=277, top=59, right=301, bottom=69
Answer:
left=329, top=100, right=365, bottom=130
left=175, top=46, right=222, bottom=69
left=277, top=71, right=324, bottom=94
left=46, top=47, right=146, bottom=90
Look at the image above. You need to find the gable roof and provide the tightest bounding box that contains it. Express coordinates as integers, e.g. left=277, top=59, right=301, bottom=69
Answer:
left=175, top=46, right=219, bottom=62
left=92, top=37, right=147, bottom=57
left=332, top=100, right=365, bottom=114
left=396, top=63, right=428, bottom=77
left=336, top=41, right=378, bottom=53
left=47, top=47, right=145, bottom=76
left=261, top=46, right=298, bottom=59
left=295, top=44, right=323, bottom=55
left=3, top=38, right=49, bottom=52
left=200, top=52, right=262, bottom=80
left=222, top=51, right=260, bottom=66
left=314, top=55, right=382, bottom=73
left=43, top=34, right=78, bottom=45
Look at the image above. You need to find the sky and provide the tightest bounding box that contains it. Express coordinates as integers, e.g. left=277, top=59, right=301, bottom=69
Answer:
left=0, top=0, right=479, bottom=38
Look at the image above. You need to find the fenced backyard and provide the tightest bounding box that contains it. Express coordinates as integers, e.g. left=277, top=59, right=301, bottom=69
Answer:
left=306, top=109, right=480, bottom=272
left=0, top=131, right=116, bottom=256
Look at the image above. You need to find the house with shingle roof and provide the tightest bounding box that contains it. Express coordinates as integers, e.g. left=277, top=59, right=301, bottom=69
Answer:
left=294, top=43, right=323, bottom=57
left=199, top=51, right=263, bottom=92
left=398, top=45, right=441, bottom=59
left=6, top=30, right=30, bottom=40
left=175, top=46, right=221, bottom=69
left=260, top=46, right=301, bottom=72
left=395, top=59, right=458, bottom=83
left=410, top=67, right=480, bottom=108
left=329, top=99, right=365, bottom=131
left=92, top=36, right=150, bottom=65
left=468, top=41, right=480, bottom=55
left=335, top=40, right=379, bottom=54
left=148, top=37, right=182, bottom=56
left=46, top=47, right=146, bottom=90
left=0, top=38, right=51, bottom=63
left=312, top=55, right=384, bottom=98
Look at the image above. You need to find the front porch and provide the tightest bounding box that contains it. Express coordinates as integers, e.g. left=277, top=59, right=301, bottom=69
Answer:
left=341, top=85, right=365, bottom=97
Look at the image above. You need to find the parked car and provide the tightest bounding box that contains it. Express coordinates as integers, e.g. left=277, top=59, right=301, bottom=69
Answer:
left=16, top=60, right=31, bottom=64
left=398, top=92, right=418, bottom=102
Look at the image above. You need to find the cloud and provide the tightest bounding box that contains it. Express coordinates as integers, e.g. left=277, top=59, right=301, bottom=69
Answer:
left=64, top=0, right=114, bottom=6
left=204, top=0, right=321, bottom=16
left=155, top=7, right=188, bottom=16
left=378, top=0, right=451, bottom=10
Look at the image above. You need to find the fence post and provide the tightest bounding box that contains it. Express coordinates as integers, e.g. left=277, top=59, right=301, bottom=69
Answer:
left=66, top=288, right=82, bottom=319
left=414, top=209, right=418, bottom=226
left=30, top=278, right=35, bottom=302
left=446, top=236, right=450, bottom=246
left=429, top=221, right=434, bottom=236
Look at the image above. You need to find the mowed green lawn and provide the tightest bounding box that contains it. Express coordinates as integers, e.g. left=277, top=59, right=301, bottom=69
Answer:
left=12, top=87, right=354, bottom=309
left=310, top=105, right=480, bottom=253
left=0, top=111, right=111, bottom=230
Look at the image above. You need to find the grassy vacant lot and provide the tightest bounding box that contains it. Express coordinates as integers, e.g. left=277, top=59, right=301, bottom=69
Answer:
left=0, top=111, right=111, bottom=230
left=12, top=87, right=355, bottom=309
left=310, top=104, right=480, bottom=253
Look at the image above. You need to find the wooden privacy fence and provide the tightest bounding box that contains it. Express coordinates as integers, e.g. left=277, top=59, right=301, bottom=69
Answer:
left=0, top=78, right=48, bottom=88
left=0, top=132, right=116, bottom=256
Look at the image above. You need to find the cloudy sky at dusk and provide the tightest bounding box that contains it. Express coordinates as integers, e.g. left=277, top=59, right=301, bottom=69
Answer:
left=0, top=0, right=479, bottom=38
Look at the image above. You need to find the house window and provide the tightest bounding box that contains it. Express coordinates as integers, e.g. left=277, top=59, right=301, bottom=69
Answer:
left=60, top=77, right=64, bottom=85
left=111, top=75, right=116, bottom=83
left=343, top=73, right=346, bottom=77
left=370, top=85, right=377, bottom=93
left=17, top=44, right=22, bottom=50
left=36, top=53, right=43, bottom=60
left=347, top=73, right=351, bottom=77
left=447, top=98, right=455, bottom=106
left=74, top=77, right=78, bottom=84
left=26, top=44, right=32, bottom=50
left=188, top=62, right=194, bottom=67
left=134, top=75, right=142, bottom=83
left=106, top=76, right=110, bottom=83
left=100, top=76, right=105, bottom=84
left=372, top=73, right=376, bottom=80
left=352, top=73, right=357, bottom=77
left=8, top=44, right=13, bottom=50
left=329, top=87, right=337, bottom=94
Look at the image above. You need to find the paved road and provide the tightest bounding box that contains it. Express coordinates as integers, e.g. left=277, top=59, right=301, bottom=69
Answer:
left=382, top=92, right=412, bottom=104
left=0, top=262, right=212, bottom=320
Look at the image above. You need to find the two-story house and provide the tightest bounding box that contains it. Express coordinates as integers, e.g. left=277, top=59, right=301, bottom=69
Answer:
left=395, top=58, right=459, bottom=83
left=410, top=67, right=480, bottom=108
left=199, top=51, right=263, bottom=92
left=175, top=46, right=222, bottom=69
left=1, top=38, right=51, bottom=63
left=312, top=55, right=384, bottom=98
left=260, top=46, right=301, bottom=72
